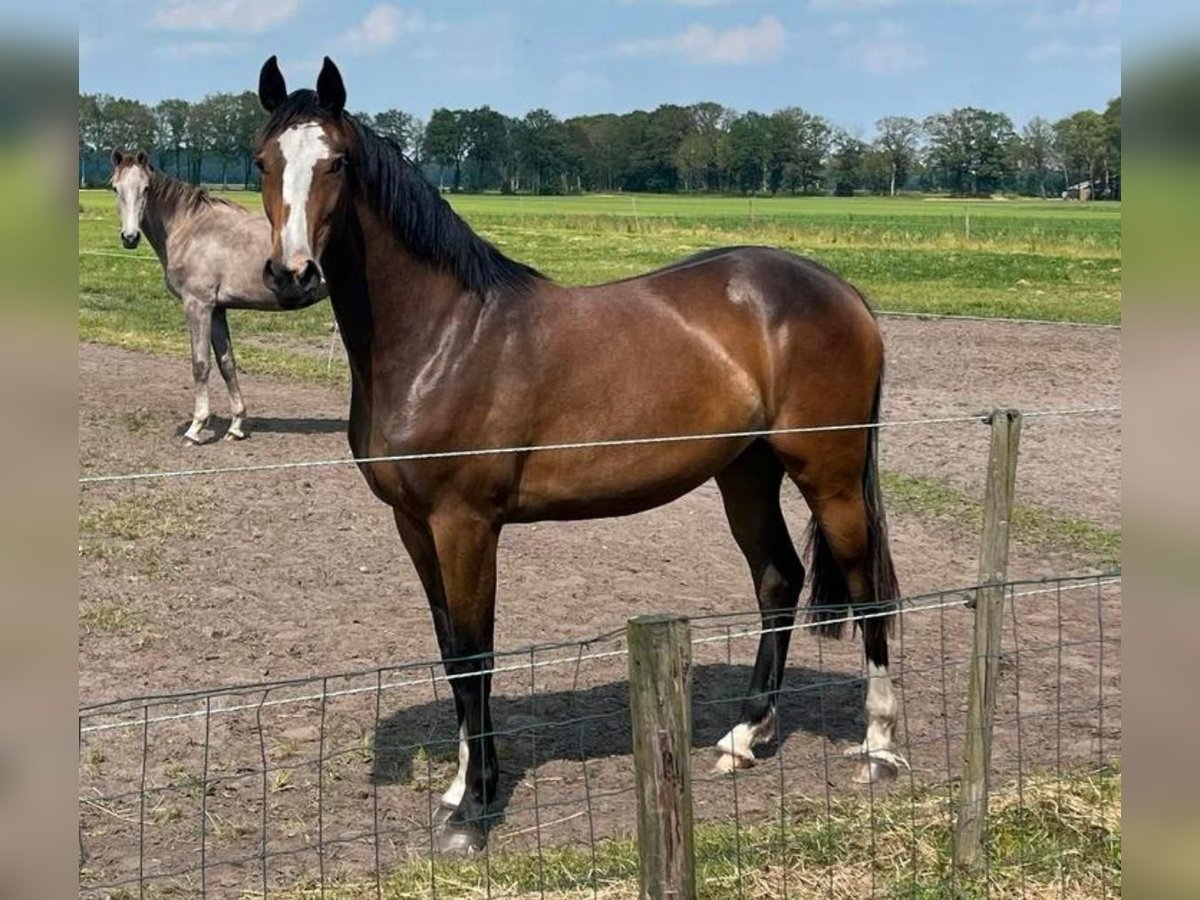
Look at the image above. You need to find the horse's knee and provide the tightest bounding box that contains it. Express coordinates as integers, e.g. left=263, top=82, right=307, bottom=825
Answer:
left=192, top=359, right=210, bottom=383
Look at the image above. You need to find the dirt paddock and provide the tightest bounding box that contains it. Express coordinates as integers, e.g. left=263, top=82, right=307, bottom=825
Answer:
left=78, top=317, right=1121, bottom=894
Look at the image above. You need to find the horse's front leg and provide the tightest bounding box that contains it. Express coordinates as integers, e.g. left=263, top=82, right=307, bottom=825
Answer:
left=395, top=506, right=501, bottom=855
left=182, top=297, right=214, bottom=444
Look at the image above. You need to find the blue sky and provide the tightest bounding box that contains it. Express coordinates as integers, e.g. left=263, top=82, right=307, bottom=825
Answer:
left=80, top=1, right=1123, bottom=135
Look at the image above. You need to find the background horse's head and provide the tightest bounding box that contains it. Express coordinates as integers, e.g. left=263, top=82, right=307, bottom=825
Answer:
left=110, top=148, right=150, bottom=249
left=255, top=56, right=353, bottom=308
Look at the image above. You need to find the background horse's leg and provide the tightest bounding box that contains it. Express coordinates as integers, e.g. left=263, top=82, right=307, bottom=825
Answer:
left=414, top=508, right=501, bottom=856
left=210, top=308, right=248, bottom=440
left=182, top=298, right=214, bottom=443
left=713, top=442, right=806, bottom=773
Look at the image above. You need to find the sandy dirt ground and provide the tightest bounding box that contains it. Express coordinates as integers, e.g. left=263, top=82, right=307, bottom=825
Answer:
left=78, top=316, right=1120, bottom=895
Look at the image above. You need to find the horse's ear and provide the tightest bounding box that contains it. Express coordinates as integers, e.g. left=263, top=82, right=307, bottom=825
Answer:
left=258, top=55, right=288, bottom=112
left=316, top=57, right=346, bottom=116
left=135, top=149, right=149, bottom=167
left=111, top=148, right=123, bottom=167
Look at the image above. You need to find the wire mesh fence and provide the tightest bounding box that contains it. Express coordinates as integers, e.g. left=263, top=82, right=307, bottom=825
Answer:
left=77, top=401, right=1120, bottom=896
left=78, top=571, right=1119, bottom=899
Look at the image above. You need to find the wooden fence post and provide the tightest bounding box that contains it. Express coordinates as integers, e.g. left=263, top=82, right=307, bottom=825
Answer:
left=627, top=614, right=695, bottom=900
left=954, top=408, right=1022, bottom=870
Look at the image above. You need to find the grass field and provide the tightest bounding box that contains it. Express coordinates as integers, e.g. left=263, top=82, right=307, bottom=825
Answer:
left=265, top=767, right=1120, bottom=900
left=79, top=191, right=1121, bottom=384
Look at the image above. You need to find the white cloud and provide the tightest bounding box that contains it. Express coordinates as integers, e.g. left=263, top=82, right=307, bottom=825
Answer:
left=613, top=15, right=786, bottom=65
left=152, top=0, right=301, bottom=34
left=839, top=22, right=929, bottom=75
left=1026, top=0, right=1120, bottom=28
left=156, top=39, right=251, bottom=59
left=79, top=35, right=110, bottom=61
left=407, top=13, right=516, bottom=85
left=338, top=5, right=430, bottom=55
left=1028, top=38, right=1120, bottom=62
left=809, top=0, right=902, bottom=11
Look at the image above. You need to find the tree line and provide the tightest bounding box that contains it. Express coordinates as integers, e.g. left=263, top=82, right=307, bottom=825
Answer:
left=79, top=92, right=1120, bottom=199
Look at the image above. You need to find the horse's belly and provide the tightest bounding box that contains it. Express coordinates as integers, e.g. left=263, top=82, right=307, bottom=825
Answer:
left=507, top=435, right=752, bottom=522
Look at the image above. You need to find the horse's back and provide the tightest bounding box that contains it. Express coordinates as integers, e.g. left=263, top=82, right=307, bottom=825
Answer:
left=169, top=207, right=283, bottom=306
left=578, top=245, right=879, bottom=360
left=594, top=244, right=884, bottom=417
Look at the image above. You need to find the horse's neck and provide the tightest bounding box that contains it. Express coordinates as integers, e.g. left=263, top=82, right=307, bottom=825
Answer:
left=329, top=199, right=483, bottom=390
left=140, top=178, right=191, bottom=266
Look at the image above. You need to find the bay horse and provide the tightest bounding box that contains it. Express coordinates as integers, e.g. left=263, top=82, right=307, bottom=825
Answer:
left=255, top=57, right=904, bottom=855
left=109, top=149, right=327, bottom=442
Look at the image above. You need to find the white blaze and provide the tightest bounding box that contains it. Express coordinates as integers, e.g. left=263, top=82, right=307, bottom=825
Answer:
left=277, top=122, right=331, bottom=266
left=114, top=166, right=148, bottom=238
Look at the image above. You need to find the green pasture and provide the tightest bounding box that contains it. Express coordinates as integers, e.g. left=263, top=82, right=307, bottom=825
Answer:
left=79, top=190, right=1120, bottom=382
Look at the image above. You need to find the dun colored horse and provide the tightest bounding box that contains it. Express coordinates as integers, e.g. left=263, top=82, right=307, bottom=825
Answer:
left=255, top=57, right=904, bottom=855
left=110, top=150, right=326, bottom=442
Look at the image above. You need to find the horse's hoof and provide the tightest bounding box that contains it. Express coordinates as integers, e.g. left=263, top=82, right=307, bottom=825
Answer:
left=432, top=803, right=455, bottom=829
left=223, top=428, right=247, bottom=441
left=183, top=432, right=208, bottom=445
left=854, top=757, right=898, bottom=785
left=713, top=750, right=755, bottom=775
left=433, top=819, right=486, bottom=857
left=845, top=744, right=907, bottom=784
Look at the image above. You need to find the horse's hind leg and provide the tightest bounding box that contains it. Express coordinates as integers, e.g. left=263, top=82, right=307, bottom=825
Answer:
left=182, top=298, right=214, bottom=444
left=788, top=449, right=905, bottom=784
left=210, top=308, right=248, bottom=440
left=713, top=441, right=806, bottom=773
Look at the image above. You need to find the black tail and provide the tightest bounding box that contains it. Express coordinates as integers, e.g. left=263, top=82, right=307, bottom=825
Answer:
left=803, top=370, right=899, bottom=639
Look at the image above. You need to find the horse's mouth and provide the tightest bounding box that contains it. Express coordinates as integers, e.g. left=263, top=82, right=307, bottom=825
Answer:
left=273, top=285, right=325, bottom=310
left=121, top=234, right=141, bottom=250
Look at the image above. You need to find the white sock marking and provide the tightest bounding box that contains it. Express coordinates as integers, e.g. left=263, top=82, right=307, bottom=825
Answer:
left=864, top=660, right=898, bottom=753
left=715, top=708, right=776, bottom=773
left=441, top=725, right=469, bottom=807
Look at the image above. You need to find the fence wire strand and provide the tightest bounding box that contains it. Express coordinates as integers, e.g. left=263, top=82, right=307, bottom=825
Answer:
left=78, top=405, right=1119, bottom=486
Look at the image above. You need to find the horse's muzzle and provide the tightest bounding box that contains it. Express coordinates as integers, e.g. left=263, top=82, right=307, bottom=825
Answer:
left=121, top=232, right=140, bottom=249
left=263, top=258, right=322, bottom=308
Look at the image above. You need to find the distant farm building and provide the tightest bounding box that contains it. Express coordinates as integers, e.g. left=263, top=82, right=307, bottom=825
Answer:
left=1063, top=181, right=1093, bottom=201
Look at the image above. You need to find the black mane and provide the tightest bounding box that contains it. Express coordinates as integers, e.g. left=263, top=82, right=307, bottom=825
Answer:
left=260, top=90, right=543, bottom=298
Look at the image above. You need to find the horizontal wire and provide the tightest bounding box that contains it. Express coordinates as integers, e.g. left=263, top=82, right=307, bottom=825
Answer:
left=78, top=406, right=1118, bottom=486
left=690, top=576, right=1120, bottom=647
left=78, top=573, right=1118, bottom=735
left=79, top=250, right=160, bottom=262
left=79, top=625, right=628, bottom=714
left=79, top=648, right=630, bottom=735
left=874, top=309, right=1119, bottom=330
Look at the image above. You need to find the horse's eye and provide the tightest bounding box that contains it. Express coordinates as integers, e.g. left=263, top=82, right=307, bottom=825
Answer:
left=329, top=156, right=347, bottom=175
left=254, top=158, right=266, bottom=173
